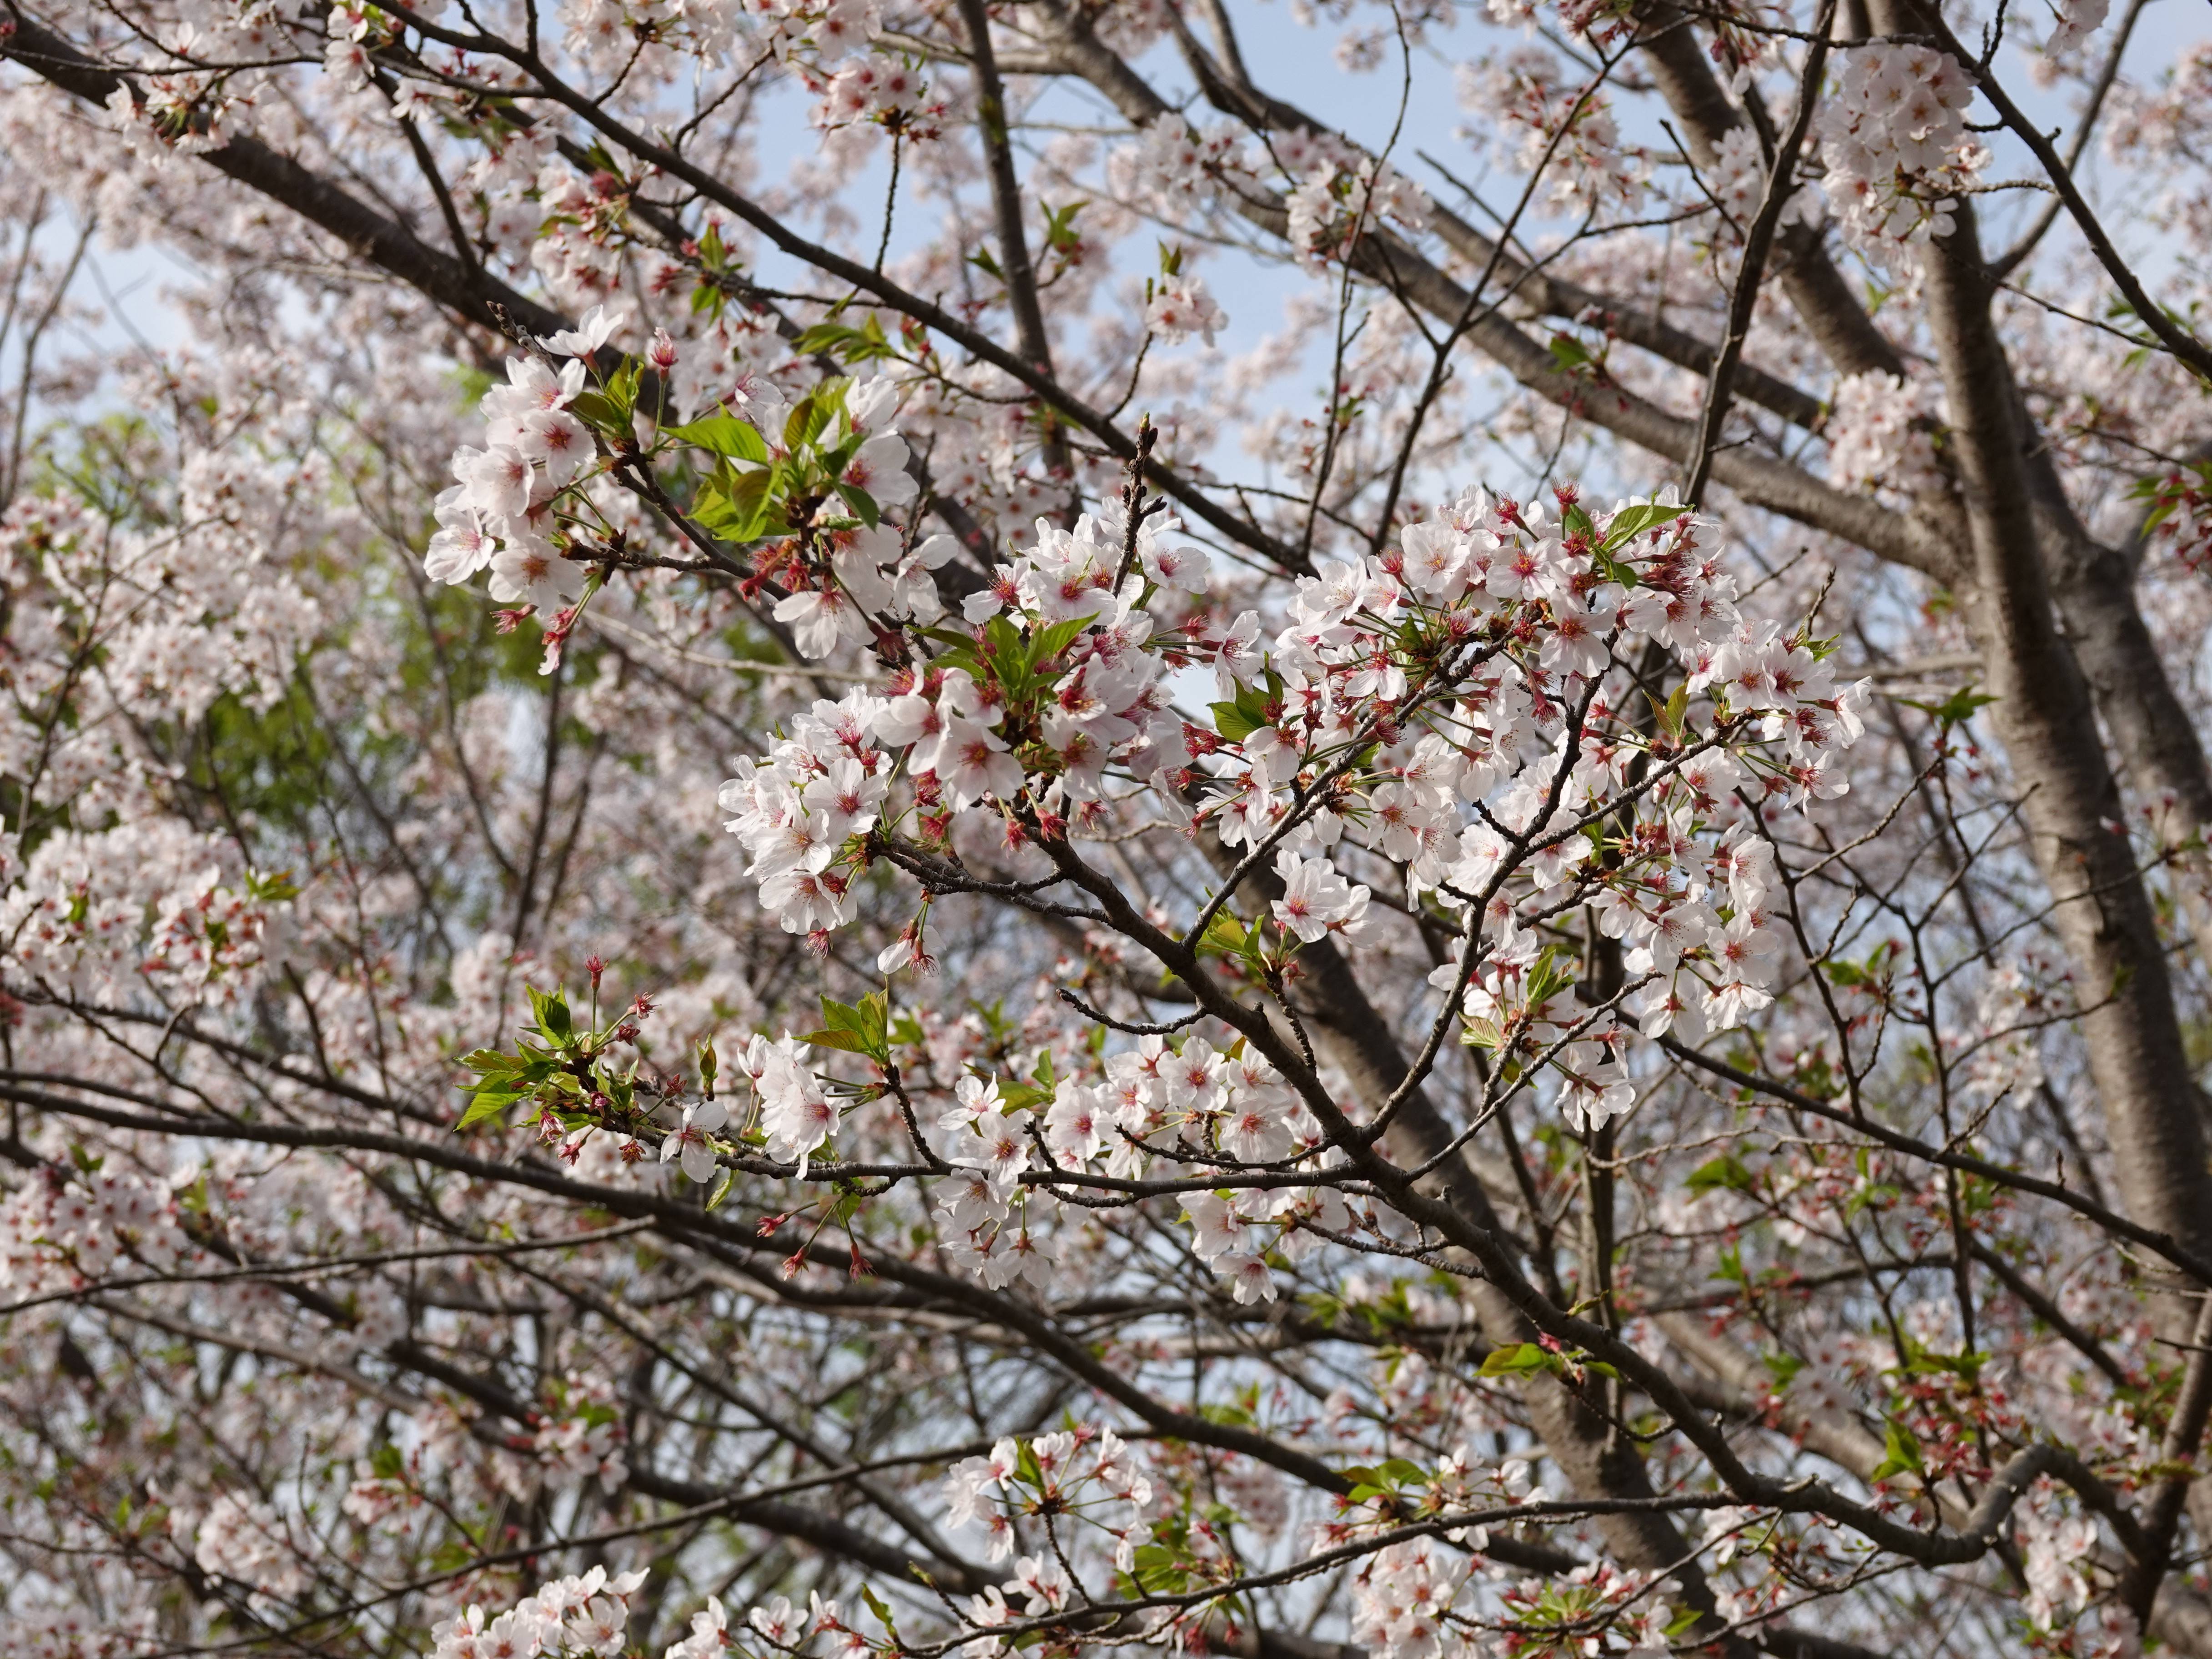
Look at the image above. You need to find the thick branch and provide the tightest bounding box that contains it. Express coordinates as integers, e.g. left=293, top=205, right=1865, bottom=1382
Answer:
left=0, top=7, right=567, bottom=341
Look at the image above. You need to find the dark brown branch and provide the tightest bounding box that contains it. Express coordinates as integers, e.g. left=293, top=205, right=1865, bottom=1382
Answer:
left=1683, top=0, right=1834, bottom=506
left=0, top=6, right=567, bottom=341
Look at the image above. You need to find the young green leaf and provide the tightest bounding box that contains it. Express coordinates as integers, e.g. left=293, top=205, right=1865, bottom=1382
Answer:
left=1870, top=1416, right=1924, bottom=1481
left=1212, top=700, right=1262, bottom=742
left=667, top=411, right=769, bottom=463
left=1478, top=1342, right=1560, bottom=1378
left=835, top=483, right=881, bottom=528
left=456, top=1089, right=520, bottom=1131
left=1602, top=501, right=1689, bottom=550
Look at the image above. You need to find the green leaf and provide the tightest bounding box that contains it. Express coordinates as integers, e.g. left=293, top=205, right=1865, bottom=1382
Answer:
left=820, top=994, right=866, bottom=1031
left=528, top=986, right=573, bottom=1044
left=1523, top=945, right=1578, bottom=1008
left=244, top=867, right=301, bottom=903
left=1644, top=681, right=1688, bottom=740
left=859, top=990, right=890, bottom=1055
left=705, top=1167, right=735, bottom=1212
left=1212, top=700, right=1262, bottom=742
left=983, top=613, right=1025, bottom=663
left=1602, top=501, right=1689, bottom=550
left=568, top=390, right=624, bottom=432
left=785, top=390, right=834, bottom=453
left=792, top=319, right=896, bottom=364
left=817, top=433, right=863, bottom=480
left=1458, top=1017, right=1505, bottom=1051
left=1900, top=684, right=1997, bottom=731
left=688, top=481, right=732, bottom=531
left=806, top=994, right=888, bottom=1061
left=1130, top=1542, right=1189, bottom=1594
left=1028, top=613, right=1092, bottom=670
left=1870, top=1416, right=1924, bottom=1481
left=1684, top=1154, right=1757, bottom=1196
left=835, top=483, right=881, bottom=528
left=792, top=322, right=849, bottom=358
left=667, top=412, right=769, bottom=462
left=1040, top=198, right=1087, bottom=253
left=1478, top=1342, right=1558, bottom=1378
left=1900, top=1341, right=1991, bottom=1382
left=861, top=1586, right=898, bottom=1634
left=1200, top=910, right=1247, bottom=954
left=607, top=357, right=642, bottom=423
left=854, top=315, right=896, bottom=362
left=692, top=466, right=773, bottom=541
left=731, top=466, right=777, bottom=534
left=456, top=1089, right=519, bottom=1131
left=1212, top=678, right=1274, bottom=744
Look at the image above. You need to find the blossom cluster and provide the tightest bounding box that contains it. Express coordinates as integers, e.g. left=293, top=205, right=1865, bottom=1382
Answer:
left=2041, top=0, right=2110, bottom=56
left=944, top=1427, right=1155, bottom=1569
left=804, top=57, right=945, bottom=141
left=1283, top=152, right=1433, bottom=258
left=1107, top=114, right=1247, bottom=212
left=425, top=310, right=630, bottom=617
left=1703, top=126, right=1816, bottom=267
left=1352, top=1537, right=1477, bottom=1659
left=1825, top=370, right=1946, bottom=502
left=1170, top=489, right=1865, bottom=1082
left=508, top=1388, right=630, bottom=1498
left=0, top=1608, right=158, bottom=1659
left=1109, top=114, right=1429, bottom=263
left=1459, top=47, right=1647, bottom=218
left=939, top=1042, right=1346, bottom=1297
left=714, top=499, right=1201, bottom=951
left=0, top=1168, right=196, bottom=1299
left=1145, top=273, right=1228, bottom=345
left=186, top=1495, right=308, bottom=1606
left=1815, top=45, right=1988, bottom=252
left=429, top=1567, right=649, bottom=1659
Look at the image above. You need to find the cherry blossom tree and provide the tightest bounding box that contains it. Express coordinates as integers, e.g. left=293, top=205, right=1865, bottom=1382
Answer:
left=2, top=0, right=2212, bottom=1654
